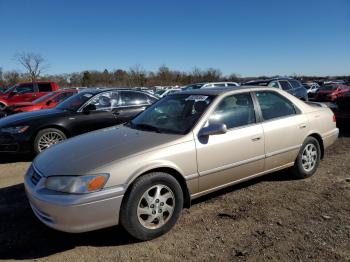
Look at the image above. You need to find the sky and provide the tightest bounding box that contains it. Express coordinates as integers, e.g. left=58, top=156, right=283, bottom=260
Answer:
left=0, top=0, right=349, bottom=77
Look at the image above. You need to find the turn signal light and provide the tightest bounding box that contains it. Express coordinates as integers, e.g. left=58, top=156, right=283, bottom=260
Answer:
left=333, top=115, right=336, bottom=123
left=87, top=175, right=107, bottom=191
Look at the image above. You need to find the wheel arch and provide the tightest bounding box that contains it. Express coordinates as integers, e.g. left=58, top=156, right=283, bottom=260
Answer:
left=307, top=133, right=324, bottom=159
left=30, top=125, right=72, bottom=151
left=124, top=167, right=192, bottom=209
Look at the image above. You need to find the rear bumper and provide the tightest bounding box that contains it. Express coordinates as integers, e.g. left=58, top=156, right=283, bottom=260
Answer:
left=322, top=128, right=339, bottom=149
left=24, top=165, right=125, bottom=233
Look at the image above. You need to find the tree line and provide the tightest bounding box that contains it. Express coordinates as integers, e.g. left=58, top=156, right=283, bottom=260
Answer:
left=0, top=53, right=349, bottom=89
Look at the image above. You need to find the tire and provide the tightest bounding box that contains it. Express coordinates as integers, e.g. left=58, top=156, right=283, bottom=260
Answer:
left=33, top=128, right=67, bottom=154
left=291, top=137, right=321, bottom=179
left=120, top=172, right=184, bottom=240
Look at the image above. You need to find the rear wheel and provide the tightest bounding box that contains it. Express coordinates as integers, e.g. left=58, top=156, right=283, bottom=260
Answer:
left=291, top=137, right=321, bottom=179
left=120, top=172, right=183, bottom=240
left=33, top=128, right=67, bottom=154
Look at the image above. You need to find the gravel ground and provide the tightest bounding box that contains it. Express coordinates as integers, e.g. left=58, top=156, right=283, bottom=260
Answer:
left=0, top=128, right=349, bottom=262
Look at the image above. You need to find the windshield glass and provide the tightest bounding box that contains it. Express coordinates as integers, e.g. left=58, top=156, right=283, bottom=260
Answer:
left=3, top=85, right=15, bottom=94
left=319, top=85, right=337, bottom=91
left=56, top=92, right=95, bottom=111
left=129, top=94, right=215, bottom=134
left=32, top=92, right=55, bottom=104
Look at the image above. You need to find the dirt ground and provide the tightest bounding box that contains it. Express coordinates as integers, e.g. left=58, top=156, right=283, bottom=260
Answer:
left=0, top=128, right=349, bottom=262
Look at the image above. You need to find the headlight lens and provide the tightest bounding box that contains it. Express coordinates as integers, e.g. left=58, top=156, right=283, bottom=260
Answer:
left=45, top=174, right=109, bottom=194
left=0, top=126, right=29, bottom=134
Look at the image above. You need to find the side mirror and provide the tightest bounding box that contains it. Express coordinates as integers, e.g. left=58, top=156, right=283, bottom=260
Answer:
left=198, top=123, right=227, bottom=137
left=46, top=100, right=52, bottom=106
left=83, top=103, right=96, bottom=113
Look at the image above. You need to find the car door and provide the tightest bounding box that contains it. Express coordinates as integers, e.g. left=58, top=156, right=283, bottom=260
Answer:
left=7, top=83, right=36, bottom=103
left=69, top=91, right=121, bottom=135
left=254, top=91, right=309, bottom=171
left=115, top=91, right=153, bottom=123
left=195, top=92, right=265, bottom=192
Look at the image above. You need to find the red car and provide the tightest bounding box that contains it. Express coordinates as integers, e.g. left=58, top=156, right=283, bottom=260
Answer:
left=2, top=89, right=77, bottom=115
left=314, top=84, right=350, bottom=102
left=0, top=81, right=59, bottom=109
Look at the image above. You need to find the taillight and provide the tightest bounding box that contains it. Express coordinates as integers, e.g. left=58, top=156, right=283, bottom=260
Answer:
left=333, top=114, right=336, bottom=123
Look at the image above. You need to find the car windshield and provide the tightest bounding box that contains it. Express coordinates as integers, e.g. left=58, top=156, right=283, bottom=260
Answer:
left=32, top=92, right=55, bottom=104
left=129, top=94, right=215, bottom=134
left=56, top=92, right=95, bottom=111
left=3, top=85, right=15, bottom=94
left=319, top=85, right=337, bottom=91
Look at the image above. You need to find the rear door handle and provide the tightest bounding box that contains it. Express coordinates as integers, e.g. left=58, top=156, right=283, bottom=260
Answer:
left=299, top=124, right=307, bottom=129
left=251, top=136, right=262, bottom=142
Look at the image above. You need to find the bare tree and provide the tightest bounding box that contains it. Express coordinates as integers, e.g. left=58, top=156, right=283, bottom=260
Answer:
left=16, top=52, right=46, bottom=82
left=3, top=70, right=20, bottom=86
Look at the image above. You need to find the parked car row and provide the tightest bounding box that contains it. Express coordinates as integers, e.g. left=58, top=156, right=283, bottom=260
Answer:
left=23, top=86, right=338, bottom=240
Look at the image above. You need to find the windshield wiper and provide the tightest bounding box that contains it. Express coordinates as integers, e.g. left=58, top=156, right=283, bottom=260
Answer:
left=131, top=123, right=162, bottom=133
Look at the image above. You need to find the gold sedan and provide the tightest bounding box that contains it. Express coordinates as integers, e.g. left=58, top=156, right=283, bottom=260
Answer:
left=24, top=86, right=338, bottom=240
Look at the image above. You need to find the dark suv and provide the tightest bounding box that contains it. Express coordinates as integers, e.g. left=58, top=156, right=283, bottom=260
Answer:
left=243, top=78, right=308, bottom=101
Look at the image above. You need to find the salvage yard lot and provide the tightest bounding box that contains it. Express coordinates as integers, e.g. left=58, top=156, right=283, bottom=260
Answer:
left=0, top=130, right=350, bottom=261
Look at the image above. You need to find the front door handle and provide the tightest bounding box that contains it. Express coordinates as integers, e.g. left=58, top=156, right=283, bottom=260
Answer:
left=299, top=124, right=307, bottom=129
left=251, top=136, right=262, bottom=142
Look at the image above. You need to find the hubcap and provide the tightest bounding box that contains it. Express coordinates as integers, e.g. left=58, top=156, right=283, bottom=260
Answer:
left=137, top=184, right=175, bottom=230
left=38, top=131, right=65, bottom=152
left=301, top=143, right=317, bottom=172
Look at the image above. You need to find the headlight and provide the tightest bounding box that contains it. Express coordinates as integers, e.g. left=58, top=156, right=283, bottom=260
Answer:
left=45, top=174, right=109, bottom=194
left=0, top=126, right=29, bottom=134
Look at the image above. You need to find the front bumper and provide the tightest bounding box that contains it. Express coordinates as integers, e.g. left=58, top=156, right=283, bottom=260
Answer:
left=24, top=165, right=125, bottom=233
left=0, top=131, right=32, bottom=153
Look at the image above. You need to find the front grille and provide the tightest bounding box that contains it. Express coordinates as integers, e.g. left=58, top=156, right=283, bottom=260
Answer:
left=31, top=168, right=42, bottom=186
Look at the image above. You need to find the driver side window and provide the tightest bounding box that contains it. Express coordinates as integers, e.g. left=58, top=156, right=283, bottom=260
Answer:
left=14, top=84, right=35, bottom=94
left=87, top=91, right=120, bottom=111
left=208, top=93, right=256, bottom=129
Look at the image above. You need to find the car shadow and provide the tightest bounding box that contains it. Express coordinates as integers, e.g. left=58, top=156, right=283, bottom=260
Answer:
left=0, top=153, right=34, bottom=164
left=0, top=169, right=296, bottom=260
left=0, top=183, right=137, bottom=260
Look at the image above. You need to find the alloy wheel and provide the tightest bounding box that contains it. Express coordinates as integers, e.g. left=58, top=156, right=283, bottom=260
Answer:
left=137, top=184, right=175, bottom=230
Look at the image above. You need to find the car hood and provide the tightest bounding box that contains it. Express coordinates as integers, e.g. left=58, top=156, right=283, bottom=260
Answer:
left=33, top=125, right=184, bottom=176
left=0, top=109, right=66, bottom=127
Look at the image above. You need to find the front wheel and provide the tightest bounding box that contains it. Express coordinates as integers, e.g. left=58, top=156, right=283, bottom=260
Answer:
left=33, top=128, right=67, bottom=154
left=291, top=137, right=321, bottom=179
left=120, top=172, right=183, bottom=240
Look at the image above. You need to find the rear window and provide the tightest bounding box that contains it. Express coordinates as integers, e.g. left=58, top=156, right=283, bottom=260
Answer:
left=38, top=83, right=52, bottom=92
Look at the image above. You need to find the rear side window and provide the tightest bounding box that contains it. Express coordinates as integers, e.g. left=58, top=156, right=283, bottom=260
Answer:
left=255, top=91, right=296, bottom=121
left=38, top=83, right=52, bottom=92
left=209, top=93, right=256, bottom=129
left=289, top=80, right=302, bottom=89
left=121, top=91, right=149, bottom=106
left=212, top=83, right=226, bottom=87
left=279, top=81, right=292, bottom=91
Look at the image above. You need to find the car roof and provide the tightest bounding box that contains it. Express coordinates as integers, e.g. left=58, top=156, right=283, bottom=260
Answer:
left=244, top=77, right=298, bottom=84
left=177, top=86, right=267, bottom=96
